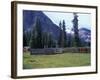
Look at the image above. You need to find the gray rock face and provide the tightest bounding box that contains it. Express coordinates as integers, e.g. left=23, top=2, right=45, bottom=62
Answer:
left=23, top=10, right=61, bottom=40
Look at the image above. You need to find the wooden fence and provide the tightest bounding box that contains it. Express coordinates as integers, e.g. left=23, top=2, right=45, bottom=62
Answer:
left=29, top=47, right=90, bottom=55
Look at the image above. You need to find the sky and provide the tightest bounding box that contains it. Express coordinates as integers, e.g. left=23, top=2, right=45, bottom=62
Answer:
left=43, top=11, right=91, bottom=33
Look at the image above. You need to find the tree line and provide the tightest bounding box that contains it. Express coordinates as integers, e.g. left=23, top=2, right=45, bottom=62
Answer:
left=23, top=13, right=90, bottom=49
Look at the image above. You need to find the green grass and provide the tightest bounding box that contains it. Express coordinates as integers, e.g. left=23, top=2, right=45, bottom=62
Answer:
left=23, top=52, right=91, bottom=69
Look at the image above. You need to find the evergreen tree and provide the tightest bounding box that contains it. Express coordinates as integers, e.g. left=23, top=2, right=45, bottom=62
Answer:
left=67, top=34, right=72, bottom=47
left=48, top=32, right=55, bottom=48
left=26, top=31, right=31, bottom=46
left=72, top=13, right=81, bottom=47
left=58, top=20, right=67, bottom=47
left=62, top=20, right=67, bottom=47
left=42, top=32, right=48, bottom=48
left=23, top=32, right=28, bottom=47
left=29, top=17, right=42, bottom=49
left=36, top=17, right=42, bottom=48
left=58, top=21, right=62, bottom=47
left=29, top=23, right=37, bottom=48
left=42, top=32, right=56, bottom=48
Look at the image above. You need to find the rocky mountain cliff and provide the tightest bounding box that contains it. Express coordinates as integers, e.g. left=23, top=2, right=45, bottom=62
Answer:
left=23, top=10, right=61, bottom=40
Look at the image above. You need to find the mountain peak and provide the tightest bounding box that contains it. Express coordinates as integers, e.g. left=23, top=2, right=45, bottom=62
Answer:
left=23, top=10, right=61, bottom=40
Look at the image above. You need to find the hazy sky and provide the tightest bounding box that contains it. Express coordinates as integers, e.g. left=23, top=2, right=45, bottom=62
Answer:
left=43, top=11, right=91, bottom=32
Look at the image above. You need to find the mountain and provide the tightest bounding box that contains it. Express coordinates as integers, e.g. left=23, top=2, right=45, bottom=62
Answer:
left=23, top=10, right=91, bottom=47
left=79, top=28, right=91, bottom=43
left=23, top=10, right=61, bottom=40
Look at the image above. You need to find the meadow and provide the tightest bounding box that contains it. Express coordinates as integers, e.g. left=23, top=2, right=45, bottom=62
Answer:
left=23, top=52, right=90, bottom=69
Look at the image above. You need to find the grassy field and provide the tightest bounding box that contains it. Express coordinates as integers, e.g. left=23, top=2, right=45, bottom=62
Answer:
left=23, top=52, right=91, bottom=69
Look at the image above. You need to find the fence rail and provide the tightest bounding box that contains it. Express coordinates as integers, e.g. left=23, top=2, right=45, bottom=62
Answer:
left=29, top=47, right=90, bottom=55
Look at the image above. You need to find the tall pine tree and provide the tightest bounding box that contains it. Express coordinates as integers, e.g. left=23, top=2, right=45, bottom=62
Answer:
left=58, top=21, right=62, bottom=47
left=23, top=32, right=28, bottom=47
left=29, top=17, right=42, bottom=49
left=58, top=20, right=67, bottom=47
left=72, top=13, right=81, bottom=47
left=62, top=20, right=67, bottom=47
